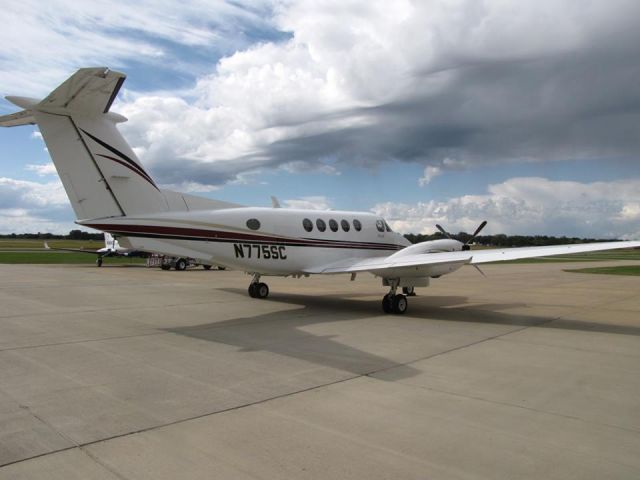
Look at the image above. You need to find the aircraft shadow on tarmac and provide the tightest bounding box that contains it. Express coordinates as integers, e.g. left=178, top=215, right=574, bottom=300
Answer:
left=165, top=289, right=640, bottom=382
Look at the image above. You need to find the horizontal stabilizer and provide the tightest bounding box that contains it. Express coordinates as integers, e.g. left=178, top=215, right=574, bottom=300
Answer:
left=0, top=109, right=35, bottom=127
left=38, top=67, right=126, bottom=116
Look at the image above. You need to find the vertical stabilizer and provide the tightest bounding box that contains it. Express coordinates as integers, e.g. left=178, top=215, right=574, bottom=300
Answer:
left=1, top=68, right=168, bottom=220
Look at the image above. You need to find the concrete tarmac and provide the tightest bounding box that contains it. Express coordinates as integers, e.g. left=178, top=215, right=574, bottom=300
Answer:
left=0, top=261, right=639, bottom=479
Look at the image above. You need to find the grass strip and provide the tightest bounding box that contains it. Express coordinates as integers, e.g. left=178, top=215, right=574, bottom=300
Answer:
left=564, top=265, right=640, bottom=276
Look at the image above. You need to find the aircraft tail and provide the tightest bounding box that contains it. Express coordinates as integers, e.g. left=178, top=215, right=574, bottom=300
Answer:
left=0, top=68, right=168, bottom=220
left=104, top=232, right=117, bottom=250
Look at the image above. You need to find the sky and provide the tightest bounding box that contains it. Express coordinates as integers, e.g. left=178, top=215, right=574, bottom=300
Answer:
left=0, top=0, right=639, bottom=239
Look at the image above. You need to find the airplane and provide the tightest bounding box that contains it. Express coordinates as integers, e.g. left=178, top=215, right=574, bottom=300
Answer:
left=2, top=67, right=639, bottom=314
left=44, top=232, right=147, bottom=266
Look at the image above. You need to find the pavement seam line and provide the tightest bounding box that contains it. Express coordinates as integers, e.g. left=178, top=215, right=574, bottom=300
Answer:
left=0, top=332, right=165, bottom=353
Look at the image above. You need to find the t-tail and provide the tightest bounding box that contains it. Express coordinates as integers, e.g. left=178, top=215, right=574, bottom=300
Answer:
left=104, top=232, right=117, bottom=251
left=0, top=67, right=168, bottom=221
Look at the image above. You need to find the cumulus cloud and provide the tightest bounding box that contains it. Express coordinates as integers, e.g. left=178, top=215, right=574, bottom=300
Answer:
left=372, top=177, right=640, bottom=239
left=283, top=196, right=332, bottom=210
left=25, top=163, right=57, bottom=176
left=110, top=0, right=640, bottom=188
left=0, top=177, right=75, bottom=233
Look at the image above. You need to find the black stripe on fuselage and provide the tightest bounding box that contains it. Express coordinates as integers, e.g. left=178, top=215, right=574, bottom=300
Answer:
left=105, top=230, right=402, bottom=251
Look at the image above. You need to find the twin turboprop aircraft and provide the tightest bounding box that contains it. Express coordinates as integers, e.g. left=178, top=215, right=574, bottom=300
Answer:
left=2, top=68, right=639, bottom=314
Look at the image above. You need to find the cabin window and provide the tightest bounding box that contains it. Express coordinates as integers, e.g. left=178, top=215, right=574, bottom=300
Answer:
left=303, top=218, right=313, bottom=232
left=384, top=221, right=393, bottom=232
left=341, top=219, right=350, bottom=232
left=329, top=219, right=338, bottom=232
left=353, top=219, right=362, bottom=231
left=246, top=218, right=261, bottom=230
left=316, top=219, right=327, bottom=232
left=376, top=220, right=385, bottom=232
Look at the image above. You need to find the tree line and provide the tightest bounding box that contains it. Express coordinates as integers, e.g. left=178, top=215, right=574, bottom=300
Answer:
left=0, top=230, right=619, bottom=246
left=403, top=232, right=617, bottom=247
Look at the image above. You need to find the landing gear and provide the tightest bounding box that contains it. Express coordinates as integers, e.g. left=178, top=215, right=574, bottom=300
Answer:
left=248, top=274, right=269, bottom=299
left=96, top=257, right=103, bottom=267
left=393, top=294, right=408, bottom=314
left=381, top=281, right=408, bottom=314
left=175, top=258, right=187, bottom=271
left=203, top=264, right=212, bottom=270
left=248, top=282, right=269, bottom=299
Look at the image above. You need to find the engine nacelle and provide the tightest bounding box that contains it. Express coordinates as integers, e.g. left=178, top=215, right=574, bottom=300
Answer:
left=388, top=239, right=463, bottom=259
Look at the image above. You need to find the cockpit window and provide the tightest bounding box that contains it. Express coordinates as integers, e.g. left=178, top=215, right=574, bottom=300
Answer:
left=376, top=220, right=385, bottom=232
left=246, top=218, right=261, bottom=230
left=384, top=221, right=393, bottom=232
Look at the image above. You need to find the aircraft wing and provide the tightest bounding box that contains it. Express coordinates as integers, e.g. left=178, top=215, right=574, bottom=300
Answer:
left=44, top=242, right=101, bottom=254
left=307, top=241, right=640, bottom=275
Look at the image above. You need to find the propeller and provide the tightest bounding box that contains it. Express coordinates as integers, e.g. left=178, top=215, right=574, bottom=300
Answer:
left=463, top=220, right=487, bottom=250
left=435, top=224, right=453, bottom=239
left=436, top=220, right=487, bottom=251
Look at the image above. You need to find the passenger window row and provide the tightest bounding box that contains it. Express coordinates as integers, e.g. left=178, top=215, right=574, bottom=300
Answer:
left=245, top=217, right=392, bottom=233
left=303, top=218, right=363, bottom=233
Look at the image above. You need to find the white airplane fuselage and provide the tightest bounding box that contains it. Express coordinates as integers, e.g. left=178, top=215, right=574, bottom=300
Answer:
left=82, top=208, right=417, bottom=275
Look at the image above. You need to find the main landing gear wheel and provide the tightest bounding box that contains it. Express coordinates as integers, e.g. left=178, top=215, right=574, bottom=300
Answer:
left=203, top=264, right=212, bottom=270
left=96, top=257, right=103, bottom=267
left=393, top=294, right=408, bottom=314
left=381, top=293, right=408, bottom=314
left=175, top=258, right=187, bottom=271
left=248, top=282, right=269, bottom=299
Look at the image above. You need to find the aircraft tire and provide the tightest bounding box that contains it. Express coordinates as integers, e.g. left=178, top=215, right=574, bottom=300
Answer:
left=382, top=294, right=394, bottom=314
left=161, top=264, right=171, bottom=270
left=392, top=294, right=408, bottom=314
left=203, top=265, right=212, bottom=270
left=96, top=257, right=103, bottom=267
left=256, top=282, right=269, bottom=299
left=175, top=258, right=187, bottom=271
left=248, top=283, right=258, bottom=298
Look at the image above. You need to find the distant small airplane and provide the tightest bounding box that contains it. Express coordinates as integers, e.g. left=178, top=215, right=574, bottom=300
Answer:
left=3, top=68, right=639, bottom=313
left=44, top=232, right=146, bottom=266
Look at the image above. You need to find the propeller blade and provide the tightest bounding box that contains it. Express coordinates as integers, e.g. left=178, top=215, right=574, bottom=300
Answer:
left=435, top=224, right=453, bottom=239
left=466, top=220, right=487, bottom=244
left=472, top=264, right=487, bottom=277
